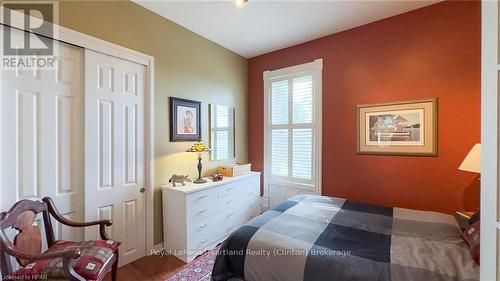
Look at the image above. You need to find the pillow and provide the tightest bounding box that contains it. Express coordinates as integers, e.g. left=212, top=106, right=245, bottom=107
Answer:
left=469, top=211, right=480, bottom=225
left=462, top=221, right=480, bottom=264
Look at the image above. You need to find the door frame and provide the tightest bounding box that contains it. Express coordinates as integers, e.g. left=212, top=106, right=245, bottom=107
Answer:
left=1, top=8, right=156, bottom=254
left=262, top=59, right=323, bottom=209
left=481, top=1, right=498, bottom=279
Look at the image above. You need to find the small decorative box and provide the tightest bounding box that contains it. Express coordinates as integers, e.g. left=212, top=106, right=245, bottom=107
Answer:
left=218, top=163, right=252, bottom=177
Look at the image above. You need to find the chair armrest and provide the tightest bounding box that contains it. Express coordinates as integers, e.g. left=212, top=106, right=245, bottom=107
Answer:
left=42, top=197, right=112, bottom=240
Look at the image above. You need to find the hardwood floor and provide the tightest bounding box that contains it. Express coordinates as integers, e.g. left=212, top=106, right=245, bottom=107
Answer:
left=104, top=255, right=186, bottom=281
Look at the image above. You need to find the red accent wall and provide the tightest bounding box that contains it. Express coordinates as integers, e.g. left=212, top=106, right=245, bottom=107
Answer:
left=247, top=0, right=480, bottom=213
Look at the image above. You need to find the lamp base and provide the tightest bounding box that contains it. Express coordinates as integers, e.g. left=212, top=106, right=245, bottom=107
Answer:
left=193, top=178, right=207, bottom=184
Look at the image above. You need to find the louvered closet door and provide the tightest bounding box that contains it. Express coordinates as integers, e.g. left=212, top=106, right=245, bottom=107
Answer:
left=0, top=27, right=84, bottom=244
left=84, top=49, right=146, bottom=266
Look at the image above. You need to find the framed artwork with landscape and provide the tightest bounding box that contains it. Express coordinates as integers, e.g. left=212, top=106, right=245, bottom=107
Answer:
left=170, top=97, right=202, bottom=142
left=357, top=98, right=438, bottom=156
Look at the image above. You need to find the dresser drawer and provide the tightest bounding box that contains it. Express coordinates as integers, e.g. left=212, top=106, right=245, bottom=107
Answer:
left=243, top=176, right=259, bottom=189
left=188, top=216, right=215, bottom=237
left=187, top=232, right=213, bottom=251
left=218, top=193, right=240, bottom=211
left=220, top=223, right=238, bottom=238
left=187, top=188, right=218, bottom=205
left=187, top=215, right=218, bottom=250
left=242, top=184, right=259, bottom=199
left=187, top=200, right=217, bottom=223
left=244, top=197, right=260, bottom=220
left=217, top=183, right=240, bottom=198
left=218, top=211, right=248, bottom=238
left=218, top=208, right=239, bottom=225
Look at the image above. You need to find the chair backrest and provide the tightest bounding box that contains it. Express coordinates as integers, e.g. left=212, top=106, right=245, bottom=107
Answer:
left=0, top=199, right=55, bottom=275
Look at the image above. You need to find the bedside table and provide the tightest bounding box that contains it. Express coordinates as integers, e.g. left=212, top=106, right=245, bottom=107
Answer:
left=455, top=211, right=475, bottom=230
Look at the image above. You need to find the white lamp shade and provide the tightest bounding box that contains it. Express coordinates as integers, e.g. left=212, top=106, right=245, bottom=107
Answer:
left=458, top=143, right=481, bottom=173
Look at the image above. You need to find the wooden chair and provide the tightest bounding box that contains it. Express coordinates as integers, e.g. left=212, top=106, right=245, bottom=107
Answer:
left=0, top=197, right=119, bottom=281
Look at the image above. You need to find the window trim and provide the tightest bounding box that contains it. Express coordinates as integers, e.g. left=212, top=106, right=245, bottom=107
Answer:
left=263, top=59, right=323, bottom=200
left=209, top=104, right=235, bottom=161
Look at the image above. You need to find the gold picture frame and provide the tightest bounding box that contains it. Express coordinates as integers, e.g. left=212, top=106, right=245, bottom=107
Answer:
left=357, top=98, right=438, bottom=156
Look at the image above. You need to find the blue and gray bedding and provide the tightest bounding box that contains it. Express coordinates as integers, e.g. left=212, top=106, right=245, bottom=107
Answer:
left=211, top=195, right=479, bottom=281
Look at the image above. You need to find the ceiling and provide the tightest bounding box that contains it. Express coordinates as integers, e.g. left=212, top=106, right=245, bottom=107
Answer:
left=134, top=0, right=441, bottom=58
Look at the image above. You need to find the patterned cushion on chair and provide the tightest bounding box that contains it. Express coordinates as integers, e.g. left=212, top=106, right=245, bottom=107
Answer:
left=12, top=240, right=120, bottom=280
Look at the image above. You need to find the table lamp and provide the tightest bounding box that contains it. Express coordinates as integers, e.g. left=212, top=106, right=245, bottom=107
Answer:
left=186, top=141, right=211, bottom=184
left=459, top=143, right=481, bottom=175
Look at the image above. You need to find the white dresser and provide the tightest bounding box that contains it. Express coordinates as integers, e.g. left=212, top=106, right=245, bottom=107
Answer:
left=162, top=172, right=261, bottom=262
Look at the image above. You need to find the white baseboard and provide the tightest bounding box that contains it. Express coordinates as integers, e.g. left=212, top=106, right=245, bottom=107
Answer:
left=260, top=196, right=270, bottom=212
left=150, top=242, right=165, bottom=255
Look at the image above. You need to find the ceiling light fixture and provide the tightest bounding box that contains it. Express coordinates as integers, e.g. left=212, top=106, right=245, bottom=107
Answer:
left=235, top=0, right=248, bottom=7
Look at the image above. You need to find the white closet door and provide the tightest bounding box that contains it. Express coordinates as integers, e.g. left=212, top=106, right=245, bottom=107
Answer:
left=84, top=49, right=146, bottom=266
left=0, top=27, right=84, bottom=244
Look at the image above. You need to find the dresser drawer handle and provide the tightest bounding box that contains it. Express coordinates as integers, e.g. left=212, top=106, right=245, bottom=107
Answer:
left=226, top=225, right=234, bottom=231
left=198, top=195, right=207, bottom=199
left=226, top=187, right=232, bottom=191
left=226, top=200, right=233, bottom=205
left=248, top=192, right=254, bottom=196
left=198, top=209, right=207, bottom=214
left=199, top=238, right=207, bottom=244
left=248, top=181, right=255, bottom=184
left=226, top=212, right=234, bottom=217
left=199, top=223, right=208, bottom=229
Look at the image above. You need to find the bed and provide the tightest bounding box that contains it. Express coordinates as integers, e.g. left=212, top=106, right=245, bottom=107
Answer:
left=211, top=195, right=479, bottom=281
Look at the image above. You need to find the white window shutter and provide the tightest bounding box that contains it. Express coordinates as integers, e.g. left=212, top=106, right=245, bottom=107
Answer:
left=269, top=74, right=315, bottom=181
left=216, top=131, right=229, bottom=160
left=216, top=105, right=229, bottom=128
left=292, top=128, right=312, bottom=180
left=210, top=104, right=234, bottom=161
left=293, top=75, right=313, bottom=124
left=271, top=129, right=289, bottom=177
left=271, top=80, right=289, bottom=125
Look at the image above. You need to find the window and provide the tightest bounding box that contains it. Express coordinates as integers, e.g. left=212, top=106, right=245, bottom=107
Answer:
left=264, top=59, right=322, bottom=193
left=210, top=104, right=235, bottom=161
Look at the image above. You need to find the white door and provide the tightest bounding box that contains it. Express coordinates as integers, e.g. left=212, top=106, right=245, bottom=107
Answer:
left=84, top=49, right=146, bottom=266
left=263, top=60, right=322, bottom=208
left=0, top=27, right=84, bottom=244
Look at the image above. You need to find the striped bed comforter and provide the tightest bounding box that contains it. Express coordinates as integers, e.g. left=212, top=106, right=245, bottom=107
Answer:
left=211, top=195, right=479, bottom=281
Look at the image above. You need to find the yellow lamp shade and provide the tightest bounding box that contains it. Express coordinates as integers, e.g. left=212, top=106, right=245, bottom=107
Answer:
left=186, top=142, right=211, bottom=153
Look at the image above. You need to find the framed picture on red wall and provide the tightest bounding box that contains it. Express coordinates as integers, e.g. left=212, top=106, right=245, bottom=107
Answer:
left=170, top=97, right=202, bottom=142
left=357, top=98, right=438, bottom=156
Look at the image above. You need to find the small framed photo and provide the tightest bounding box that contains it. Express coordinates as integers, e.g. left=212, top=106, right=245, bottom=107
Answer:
left=170, top=97, right=201, bottom=142
left=357, top=98, right=438, bottom=156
